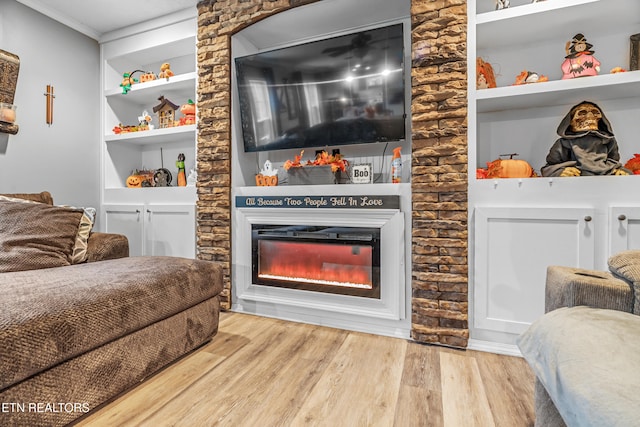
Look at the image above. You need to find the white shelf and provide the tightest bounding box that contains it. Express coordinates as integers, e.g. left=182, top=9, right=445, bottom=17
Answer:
left=477, top=0, right=640, bottom=49
left=105, top=125, right=196, bottom=145
left=476, top=70, right=640, bottom=113
left=105, top=72, right=196, bottom=102
left=103, top=186, right=196, bottom=203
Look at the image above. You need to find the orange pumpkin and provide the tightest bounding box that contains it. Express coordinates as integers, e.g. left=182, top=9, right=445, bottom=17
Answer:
left=180, top=100, right=196, bottom=116
left=486, top=154, right=535, bottom=178
left=126, top=174, right=143, bottom=188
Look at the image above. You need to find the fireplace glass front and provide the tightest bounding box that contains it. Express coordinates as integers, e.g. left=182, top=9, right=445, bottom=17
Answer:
left=252, top=225, right=380, bottom=298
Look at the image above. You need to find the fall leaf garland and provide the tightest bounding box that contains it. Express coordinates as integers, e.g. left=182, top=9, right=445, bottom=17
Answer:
left=283, top=150, right=349, bottom=173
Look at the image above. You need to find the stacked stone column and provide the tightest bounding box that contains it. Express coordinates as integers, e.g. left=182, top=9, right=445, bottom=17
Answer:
left=410, top=0, right=468, bottom=348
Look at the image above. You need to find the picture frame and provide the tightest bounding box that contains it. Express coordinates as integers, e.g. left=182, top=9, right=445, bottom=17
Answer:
left=631, top=33, right=640, bottom=71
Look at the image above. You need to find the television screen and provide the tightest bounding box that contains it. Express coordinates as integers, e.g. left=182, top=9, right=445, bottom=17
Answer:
left=235, top=23, right=406, bottom=153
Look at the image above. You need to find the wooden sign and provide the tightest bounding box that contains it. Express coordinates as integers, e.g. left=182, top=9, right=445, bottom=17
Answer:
left=351, top=163, right=372, bottom=184
left=0, top=49, right=20, bottom=104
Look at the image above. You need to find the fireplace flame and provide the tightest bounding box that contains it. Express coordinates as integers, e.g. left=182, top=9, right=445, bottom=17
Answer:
left=258, top=240, right=373, bottom=289
left=258, top=273, right=373, bottom=289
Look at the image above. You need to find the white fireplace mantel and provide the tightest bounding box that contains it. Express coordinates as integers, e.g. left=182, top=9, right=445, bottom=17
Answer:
left=231, top=183, right=412, bottom=338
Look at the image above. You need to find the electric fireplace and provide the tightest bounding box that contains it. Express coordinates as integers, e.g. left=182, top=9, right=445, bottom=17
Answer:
left=252, top=224, right=380, bottom=298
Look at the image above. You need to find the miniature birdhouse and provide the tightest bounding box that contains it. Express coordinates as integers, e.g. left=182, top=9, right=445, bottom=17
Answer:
left=152, top=95, right=179, bottom=129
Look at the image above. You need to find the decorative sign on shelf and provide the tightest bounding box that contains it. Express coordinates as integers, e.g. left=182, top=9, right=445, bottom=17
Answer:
left=351, top=163, right=372, bottom=184
left=236, top=195, right=400, bottom=210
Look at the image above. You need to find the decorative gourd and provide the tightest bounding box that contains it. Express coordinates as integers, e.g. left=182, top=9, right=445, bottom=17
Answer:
left=624, top=154, right=640, bottom=174
left=486, top=154, right=535, bottom=178
left=126, top=174, right=143, bottom=188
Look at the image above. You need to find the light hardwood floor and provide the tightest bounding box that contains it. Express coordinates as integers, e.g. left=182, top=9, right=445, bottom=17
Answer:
left=78, top=312, right=535, bottom=427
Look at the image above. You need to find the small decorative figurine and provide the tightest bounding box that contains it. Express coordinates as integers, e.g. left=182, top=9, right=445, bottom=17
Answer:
left=152, top=96, right=179, bottom=128
left=139, top=71, right=156, bottom=83
left=153, top=168, right=172, bottom=187
left=179, top=99, right=196, bottom=126
left=137, top=110, right=153, bottom=130
left=561, top=34, right=601, bottom=79
left=255, top=160, right=279, bottom=186
left=541, top=101, right=629, bottom=177
left=158, top=63, right=174, bottom=79
left=120, top=72, right=137, bottom=94
left=513, top=70, right=549, bottom=85
left=476, top=57, right=497, bottom=89
left=496, top=0, right=510, bottom=10
left=176, top=153, right=186, bottom=187
left=187, top=168, right=197, bottom=186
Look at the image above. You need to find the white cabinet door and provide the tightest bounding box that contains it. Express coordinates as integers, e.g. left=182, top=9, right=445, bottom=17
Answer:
left=104, top=204, right=144, bottom=257
left=609, top=206, right=640, bottom=255
left=473, top=206, right=596, bottom=335
left=144, top=204, right=196, bottom=258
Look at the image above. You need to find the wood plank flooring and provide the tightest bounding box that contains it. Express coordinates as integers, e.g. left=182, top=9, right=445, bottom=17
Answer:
left=77, top=312, right=535, bottom=427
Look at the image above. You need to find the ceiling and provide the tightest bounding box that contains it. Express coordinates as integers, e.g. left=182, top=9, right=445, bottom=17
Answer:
left=16, top=0, right=199, bottom=41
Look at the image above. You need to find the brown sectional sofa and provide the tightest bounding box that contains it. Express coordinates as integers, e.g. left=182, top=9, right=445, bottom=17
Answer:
left=0, top=192, right=223, bottom=426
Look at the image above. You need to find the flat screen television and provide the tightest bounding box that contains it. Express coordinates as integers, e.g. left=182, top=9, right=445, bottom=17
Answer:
left=235, top=23, right=406, bottom=153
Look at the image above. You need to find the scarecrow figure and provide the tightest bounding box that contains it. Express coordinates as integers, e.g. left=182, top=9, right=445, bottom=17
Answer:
left=562, top=33, right=601, bottom=79
left=541, top=101, right=629, bottom=177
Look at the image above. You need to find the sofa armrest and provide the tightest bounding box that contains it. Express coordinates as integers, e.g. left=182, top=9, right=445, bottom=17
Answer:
left=545, top=265, right=634, bottom=313
left=86, top=232, right=129, bottom=262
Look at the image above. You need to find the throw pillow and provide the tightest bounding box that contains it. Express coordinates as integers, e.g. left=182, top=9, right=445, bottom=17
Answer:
left=67, top=206, right=96, bottom=264
left=0, top=197, right=85, bottom=272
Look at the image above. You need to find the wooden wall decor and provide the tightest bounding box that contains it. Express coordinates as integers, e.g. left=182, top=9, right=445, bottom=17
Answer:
left=0, top=49, right=20, bottom=135
left=45, top=84, right=55, bottom=125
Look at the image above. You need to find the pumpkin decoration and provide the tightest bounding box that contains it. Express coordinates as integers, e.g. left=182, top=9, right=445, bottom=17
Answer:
left=139, top=72, right=156, bottom=83
left=485, top=153, right=536, bottom=178
left=179, top=99, right=196, bottom=126
left=255, top=174, right=278, bottom=186
left=126, top=174, right=144, bottom=188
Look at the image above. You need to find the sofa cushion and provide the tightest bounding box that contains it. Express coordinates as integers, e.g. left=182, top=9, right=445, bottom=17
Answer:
left=0, top=256, right=223, bottom=391
left=0, top=197, right=85, bottom=272
left=517, top=306, right=640, bottom=427
left=0, top=191, right=53, bottom=205
left=608, top=250, right=640, bottom=314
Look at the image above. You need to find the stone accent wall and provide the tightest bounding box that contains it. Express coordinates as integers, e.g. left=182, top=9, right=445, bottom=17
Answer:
left=410, top=1, right=468, bottom=348
left=195, top=0, right=468, bottom=348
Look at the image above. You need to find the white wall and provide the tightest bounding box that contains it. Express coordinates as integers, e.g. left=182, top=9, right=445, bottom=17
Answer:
left=0, top=0, right=100, bottom=221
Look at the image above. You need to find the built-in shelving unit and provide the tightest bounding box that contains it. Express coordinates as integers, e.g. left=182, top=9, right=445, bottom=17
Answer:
left=101, top=18, right=197, bottom=199
left=472, top=0, right=640, bottom=170
left=99, top=16, right=198, bottom=257
left=468, top=0, right=640, bottom=351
